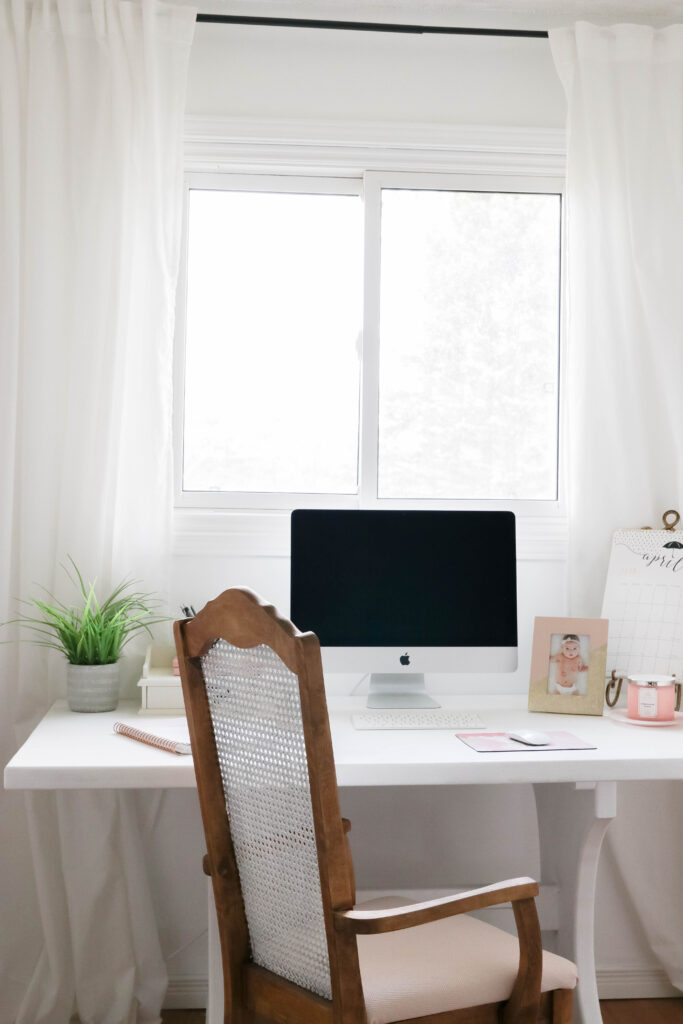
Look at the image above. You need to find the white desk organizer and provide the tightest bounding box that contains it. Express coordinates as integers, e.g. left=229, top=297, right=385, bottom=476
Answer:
left=137, top=644, right=184, bottom=714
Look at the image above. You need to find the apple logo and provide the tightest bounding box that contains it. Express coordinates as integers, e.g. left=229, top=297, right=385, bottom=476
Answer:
left=399, top=652, right=410, bottom=666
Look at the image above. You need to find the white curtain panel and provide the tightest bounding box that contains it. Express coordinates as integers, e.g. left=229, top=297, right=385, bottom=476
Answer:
left=550, top=21, right=683, bottom=991
left=0, top=0, right=195, bottom=1020
left=550, top=21, right=683, bottom=616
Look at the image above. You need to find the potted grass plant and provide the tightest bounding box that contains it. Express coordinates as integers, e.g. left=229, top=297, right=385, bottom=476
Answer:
left=5, top=559, right=166, bottom=712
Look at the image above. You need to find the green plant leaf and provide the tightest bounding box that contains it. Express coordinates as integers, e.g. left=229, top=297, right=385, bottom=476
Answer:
left=1, top=559, right=168, bottom=665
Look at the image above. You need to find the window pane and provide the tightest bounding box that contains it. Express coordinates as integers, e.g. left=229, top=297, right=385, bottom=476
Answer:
left=183, top=189, right=362, bottom=493
left=378, top=189, right=561, bottom=500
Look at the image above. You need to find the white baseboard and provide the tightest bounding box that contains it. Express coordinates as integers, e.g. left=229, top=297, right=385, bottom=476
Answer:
left=165, top=976, right=208, bottom=1010
left=596, top=968, right=681, bottom=1000
left=164, top=967, right=681, bottom=1009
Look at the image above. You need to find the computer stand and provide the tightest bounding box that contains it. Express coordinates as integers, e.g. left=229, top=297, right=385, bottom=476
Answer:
left=366, top=673, right=441, bottom=709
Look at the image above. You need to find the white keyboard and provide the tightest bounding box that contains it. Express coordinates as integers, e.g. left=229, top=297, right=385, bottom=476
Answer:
left=352, top=709, right=486, bottom=731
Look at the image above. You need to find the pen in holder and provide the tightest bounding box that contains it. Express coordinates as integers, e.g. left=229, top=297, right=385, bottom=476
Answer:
left=606, top=670, right=681, bottom=721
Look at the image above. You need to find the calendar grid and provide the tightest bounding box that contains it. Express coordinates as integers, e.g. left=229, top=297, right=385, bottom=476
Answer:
left=601, top=529, right=683, bottom=678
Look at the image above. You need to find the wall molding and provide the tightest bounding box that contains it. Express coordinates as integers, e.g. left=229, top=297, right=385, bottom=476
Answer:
left=165, top=975, right=209, bottom=1010
left=173, top=510, right=568, bottom=561
left=184, top=115, right=565, bottom=176
left=173, top=510, right=291, bottom=558
left=596, top=968, right=682, bottom=1001
left=164, top=965, right=681, bottom=1008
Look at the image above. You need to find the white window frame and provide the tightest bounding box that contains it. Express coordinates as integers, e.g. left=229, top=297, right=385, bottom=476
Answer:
left=360, top=170, right=563, bottom=514
left=174, top=119, right=568, bottom=557
left=174, top=172, right=363, bottom=512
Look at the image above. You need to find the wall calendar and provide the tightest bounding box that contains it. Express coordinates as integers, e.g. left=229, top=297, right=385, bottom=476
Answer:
left=601, top=511, right=683, bottom=679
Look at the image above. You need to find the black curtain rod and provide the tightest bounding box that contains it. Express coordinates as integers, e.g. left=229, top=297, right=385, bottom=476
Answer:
left=195, top=14, right=548, bottom=39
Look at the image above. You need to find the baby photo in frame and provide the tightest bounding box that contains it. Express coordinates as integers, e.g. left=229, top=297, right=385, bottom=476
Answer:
left=528, top=617, right=609, bottom=716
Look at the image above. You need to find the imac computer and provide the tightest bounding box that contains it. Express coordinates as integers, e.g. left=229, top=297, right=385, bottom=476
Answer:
left=289, top=509, right=518, bottom=708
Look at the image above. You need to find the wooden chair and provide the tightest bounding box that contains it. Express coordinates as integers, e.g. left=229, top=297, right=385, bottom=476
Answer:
left=174, top=588, right=577, bottom=1024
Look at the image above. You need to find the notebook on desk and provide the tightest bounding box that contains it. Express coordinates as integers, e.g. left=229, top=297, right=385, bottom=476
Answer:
left=113, top=718, right=191, bottom=755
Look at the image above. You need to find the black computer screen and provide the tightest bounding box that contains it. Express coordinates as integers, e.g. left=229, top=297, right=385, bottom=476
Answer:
left=290, top=510, right=517, bottom=648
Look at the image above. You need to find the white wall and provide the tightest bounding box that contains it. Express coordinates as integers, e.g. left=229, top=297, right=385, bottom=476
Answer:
left=155, top=22, right=668, bottom=1006
left=186, top=22, right=566, bottom=127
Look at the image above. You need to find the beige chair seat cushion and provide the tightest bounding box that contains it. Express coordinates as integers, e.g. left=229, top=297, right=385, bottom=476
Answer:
left=356, top=897, right=577, bottom=1024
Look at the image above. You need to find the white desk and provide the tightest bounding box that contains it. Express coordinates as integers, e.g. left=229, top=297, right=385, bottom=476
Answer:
left=6, top=695, right=683, bottom=1024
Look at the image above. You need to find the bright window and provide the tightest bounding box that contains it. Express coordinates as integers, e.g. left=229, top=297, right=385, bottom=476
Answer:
left=377, top=188, right=561, bottom=500
left=182, top=183, right=363, bottom=496
left=176, top=172, right=562, bottom=510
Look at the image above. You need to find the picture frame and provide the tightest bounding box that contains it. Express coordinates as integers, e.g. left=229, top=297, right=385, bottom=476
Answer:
left=528, top=617, right=609, bottom=716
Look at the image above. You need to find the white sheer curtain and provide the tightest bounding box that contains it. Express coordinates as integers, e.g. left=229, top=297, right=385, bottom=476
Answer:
left=0, top=0, right=195, bottom=1020
left=550, top=21, right=683, bottom=991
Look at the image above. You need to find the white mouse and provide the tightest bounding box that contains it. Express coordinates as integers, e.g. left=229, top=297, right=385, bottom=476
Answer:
left=507, top=730, right=551, bottom=746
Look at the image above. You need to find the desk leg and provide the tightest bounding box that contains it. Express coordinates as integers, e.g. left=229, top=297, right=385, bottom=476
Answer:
left=206, top=878, right=224, bottom=1024
left=533, top=781, right=617, bottom=1024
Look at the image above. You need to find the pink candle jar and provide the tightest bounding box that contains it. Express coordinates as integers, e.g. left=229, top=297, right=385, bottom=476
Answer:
left=627, top=675, right=678, bottom=722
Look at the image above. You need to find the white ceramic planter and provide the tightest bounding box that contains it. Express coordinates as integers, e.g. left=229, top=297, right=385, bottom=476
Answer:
left=67, top=662, right=120, bottom=713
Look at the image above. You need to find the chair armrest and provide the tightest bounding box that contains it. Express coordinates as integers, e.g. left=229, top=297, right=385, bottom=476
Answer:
left=333, top=877, right=538, bottom=935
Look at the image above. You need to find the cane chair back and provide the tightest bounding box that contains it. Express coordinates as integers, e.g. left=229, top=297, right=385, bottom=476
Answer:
left=174, top=588, right=358, bottom=1024
left=200, top=637, right=331, bottom=997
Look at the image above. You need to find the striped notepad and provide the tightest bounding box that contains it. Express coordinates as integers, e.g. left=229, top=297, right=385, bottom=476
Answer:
left=113, top=718, right=191, bottom=755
